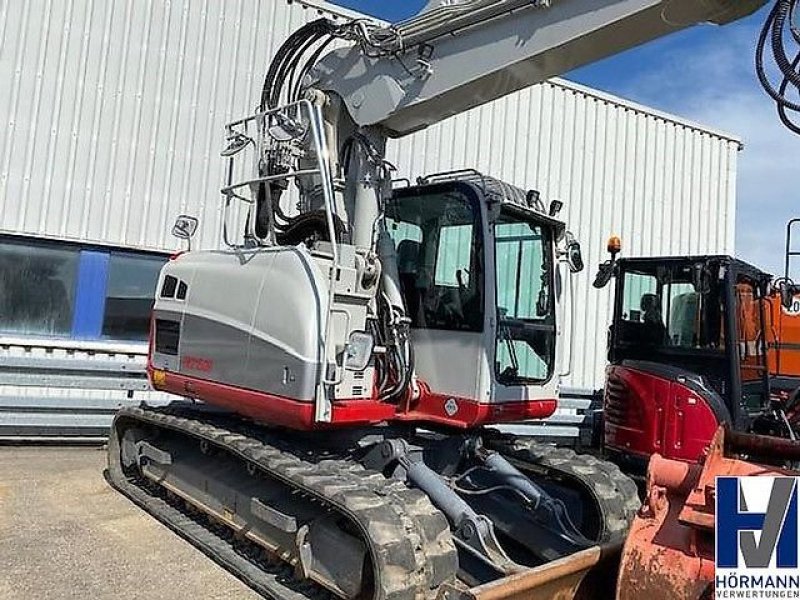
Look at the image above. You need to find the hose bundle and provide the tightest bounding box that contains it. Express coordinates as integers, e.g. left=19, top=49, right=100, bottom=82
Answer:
left=258, top=19, right=413, bottom=402
left=260, top=19, right=339, bottom=111
left=757, top=0, right=800, bottom=134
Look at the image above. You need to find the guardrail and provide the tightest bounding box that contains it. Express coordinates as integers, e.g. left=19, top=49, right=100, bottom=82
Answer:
left=493, top=387, right=602, bottom=448
left=0, top=337, right=172, bottom=442
left=0, top=337, right=600, bottom=445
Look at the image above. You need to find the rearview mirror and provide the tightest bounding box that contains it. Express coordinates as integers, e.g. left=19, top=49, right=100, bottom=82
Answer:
left=566, top=238, right=584, bottom=273
left=172, top=215, right=198, bottom=250
left=561, top=231, right=584, bottom=273
left=593, top=261, right=616, bottom=289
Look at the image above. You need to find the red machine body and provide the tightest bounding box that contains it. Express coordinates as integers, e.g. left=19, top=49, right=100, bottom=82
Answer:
left=148, top=365, right=556, bottom=431
left=604, top=363, right=722, bottom=467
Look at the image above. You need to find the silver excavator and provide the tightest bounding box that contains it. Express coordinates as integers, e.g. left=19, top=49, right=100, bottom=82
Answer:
left=106, top=1, right=785, bottom=598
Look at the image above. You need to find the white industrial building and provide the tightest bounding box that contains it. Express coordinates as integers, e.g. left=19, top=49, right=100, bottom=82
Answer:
left=0, top=0, right=740, bottom=437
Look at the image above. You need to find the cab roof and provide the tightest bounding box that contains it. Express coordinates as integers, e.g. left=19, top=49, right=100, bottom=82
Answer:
left=617, top=255, right=771, bottom=284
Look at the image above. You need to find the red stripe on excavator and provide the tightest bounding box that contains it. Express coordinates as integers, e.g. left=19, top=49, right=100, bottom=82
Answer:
left=148, top=368, right=556, bottom=430
left=399, top=384, right=557, bottom=428
left=149, top=367, right=396, bottom=429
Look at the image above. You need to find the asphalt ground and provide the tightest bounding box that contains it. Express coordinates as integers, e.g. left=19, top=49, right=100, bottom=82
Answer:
left=0, top=446, right=260, bottom=600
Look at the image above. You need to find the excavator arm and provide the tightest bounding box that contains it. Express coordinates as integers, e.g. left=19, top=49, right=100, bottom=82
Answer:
left=263, top=0, right=770, bottom=402
left=307, top=0, right=767, bottom=136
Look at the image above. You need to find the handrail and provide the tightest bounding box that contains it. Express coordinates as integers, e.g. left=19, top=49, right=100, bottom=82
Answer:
left=219, top=99, right=340, bottom=263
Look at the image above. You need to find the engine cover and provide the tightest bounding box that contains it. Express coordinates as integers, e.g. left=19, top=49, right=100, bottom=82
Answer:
left=151, top=245, right=328, bottom=405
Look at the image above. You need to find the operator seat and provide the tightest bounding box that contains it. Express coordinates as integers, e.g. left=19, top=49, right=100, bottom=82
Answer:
left=669, top=292, right=699, bottom=347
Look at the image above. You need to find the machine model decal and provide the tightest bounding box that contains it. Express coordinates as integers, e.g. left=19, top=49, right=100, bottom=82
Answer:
left=181, top=355, right=214, bottom=373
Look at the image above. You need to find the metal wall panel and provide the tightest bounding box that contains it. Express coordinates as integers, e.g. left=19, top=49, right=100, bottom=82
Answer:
left=0, top=0, right=739, bottom=391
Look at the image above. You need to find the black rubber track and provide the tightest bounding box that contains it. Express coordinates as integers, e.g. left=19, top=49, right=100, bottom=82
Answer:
left=485, top=436, right=641, bottom=543
left=107, top=405, right=457, bottom=600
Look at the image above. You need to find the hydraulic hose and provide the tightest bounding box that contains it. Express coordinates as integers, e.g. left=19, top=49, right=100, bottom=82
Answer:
left=757, top=0, right=800, bottom=134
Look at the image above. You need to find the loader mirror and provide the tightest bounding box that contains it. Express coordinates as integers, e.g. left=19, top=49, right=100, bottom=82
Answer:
left=560, top=231, right=584, bottom=273
left=172, top=215, right=198, bottom=241
left=593, top=234, right=620, bottom=288
left=566, top=239, right=584, bottom=273
left=593, top=261, right=616, bottom=289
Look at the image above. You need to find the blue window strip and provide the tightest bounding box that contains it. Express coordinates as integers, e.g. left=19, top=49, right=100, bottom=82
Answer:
left=71, top=250, right=110, bottom=339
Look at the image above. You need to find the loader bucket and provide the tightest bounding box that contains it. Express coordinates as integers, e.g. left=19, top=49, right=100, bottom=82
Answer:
left=616, top=427, right=800, bottom=600
left=440, top=543, right=623, bottom=600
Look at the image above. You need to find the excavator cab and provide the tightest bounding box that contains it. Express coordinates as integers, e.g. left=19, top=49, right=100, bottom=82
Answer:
left=767, top=218, right=800, bottom=401
left=384, top=172, right=570, bottom=427
left=600, top=255, right=789, bottom=473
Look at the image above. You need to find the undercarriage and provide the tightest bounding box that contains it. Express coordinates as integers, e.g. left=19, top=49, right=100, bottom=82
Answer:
left=108, top=404, right=639, bottom=599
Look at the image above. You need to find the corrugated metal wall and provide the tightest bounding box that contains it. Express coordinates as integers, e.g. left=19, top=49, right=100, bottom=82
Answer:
left=0, top=0, right=740, bottom=390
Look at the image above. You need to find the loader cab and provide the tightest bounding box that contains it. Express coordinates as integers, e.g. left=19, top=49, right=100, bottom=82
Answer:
left=385, top=174, right=567, bottom=427
left=603, top=256, right=773, bottom=470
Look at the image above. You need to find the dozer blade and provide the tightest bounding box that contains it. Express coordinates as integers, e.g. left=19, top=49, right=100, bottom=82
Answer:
left=442, top=542, right=622, bottom=600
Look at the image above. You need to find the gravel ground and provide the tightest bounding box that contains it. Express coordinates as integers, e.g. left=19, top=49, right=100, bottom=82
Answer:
left=0, top=446, right=261, bottom=600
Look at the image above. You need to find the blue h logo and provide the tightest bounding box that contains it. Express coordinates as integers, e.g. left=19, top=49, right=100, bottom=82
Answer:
left=716, top=477, right=799, bottom=569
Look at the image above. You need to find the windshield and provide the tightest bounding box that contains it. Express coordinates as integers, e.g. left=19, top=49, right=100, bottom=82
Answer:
left=616, top=262, right=725, bottom=352
left=494, top=209, right=555, bottom=384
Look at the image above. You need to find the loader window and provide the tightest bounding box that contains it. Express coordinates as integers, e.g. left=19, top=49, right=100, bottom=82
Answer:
left=620, top=273, right=658, bottom=324
left=386, top=187, right=483, bottom=332
left=494, top=210, right=555, bottom=384
left=617, top=263, right=725, bottom=353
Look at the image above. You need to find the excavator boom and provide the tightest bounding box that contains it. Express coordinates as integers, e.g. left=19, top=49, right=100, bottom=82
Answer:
left=310, top=0, right=767, bottom=136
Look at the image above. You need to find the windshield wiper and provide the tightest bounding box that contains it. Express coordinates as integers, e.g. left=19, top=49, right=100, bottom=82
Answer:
left=498, top=316, right=520, bottom=381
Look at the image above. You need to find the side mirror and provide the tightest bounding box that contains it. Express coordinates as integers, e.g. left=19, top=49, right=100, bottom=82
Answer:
left=560, top=231, right=584, bottom=273
left=593, top=261, right=616, bottom=289
left=172, top=215, right=198, bottom=250
left=566, top=238, right=584, bottom=273
left=593, top=234, right=622, bottom=288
